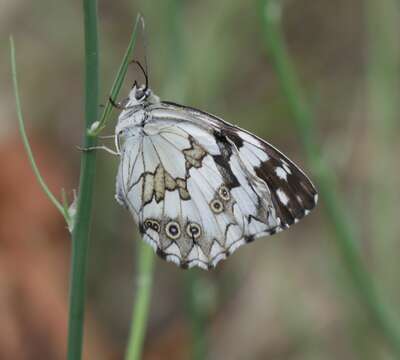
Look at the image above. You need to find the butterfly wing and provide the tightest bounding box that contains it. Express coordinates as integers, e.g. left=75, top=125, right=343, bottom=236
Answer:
left=116, top=102, right=317, bottom=270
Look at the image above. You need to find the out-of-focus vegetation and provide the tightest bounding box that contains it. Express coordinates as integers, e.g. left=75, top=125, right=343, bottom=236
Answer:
left=2, top=0, right=400, bottom=359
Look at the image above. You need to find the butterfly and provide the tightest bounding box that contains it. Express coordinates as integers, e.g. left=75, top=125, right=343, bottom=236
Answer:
left=111, top=62, right=318, bottom=270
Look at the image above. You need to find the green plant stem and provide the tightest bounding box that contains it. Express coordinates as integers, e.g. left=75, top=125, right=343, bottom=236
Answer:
left=10, top=37, right=70, bottom=226
left=259, top=0, right=400, bottom=356
left=184, top=272, right=207, bottom=360
left=366, top=0, right=400, bottom=283
left=67, top=0, right=99, bottom=359
left=125, top=241, right=155, bottom=360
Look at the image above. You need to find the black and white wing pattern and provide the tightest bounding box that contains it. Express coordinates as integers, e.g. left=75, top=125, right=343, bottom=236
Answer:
left=115, top=102, right=317, bottom=270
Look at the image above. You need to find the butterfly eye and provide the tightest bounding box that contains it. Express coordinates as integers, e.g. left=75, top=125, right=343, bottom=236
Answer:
left=218, top=185, right=230, bottom=201
left=165, top=221, right=181, bottom=240
left=210, top=199, right=224, bottom=214
left=186, top=223, right=202, bottom=239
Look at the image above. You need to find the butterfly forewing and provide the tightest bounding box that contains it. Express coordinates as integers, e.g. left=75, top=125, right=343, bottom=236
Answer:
left=115, top=97, right=318, bottom=270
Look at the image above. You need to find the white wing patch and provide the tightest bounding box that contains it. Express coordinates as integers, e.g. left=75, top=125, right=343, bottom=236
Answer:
left=275, top=166, right=288, bottom=180
left=276, top=189, right=289, bottom=205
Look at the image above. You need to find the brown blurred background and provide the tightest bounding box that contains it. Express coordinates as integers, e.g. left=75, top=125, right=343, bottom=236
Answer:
left=1, top=0, right=400, bottom=359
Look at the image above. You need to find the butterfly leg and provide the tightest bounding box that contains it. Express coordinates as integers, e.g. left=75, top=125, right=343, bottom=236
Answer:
left=98, top=135, right=117, bottom=139
left=109, top=96, right=125, bottom=109
left=76, top=145, right=120, bottom=156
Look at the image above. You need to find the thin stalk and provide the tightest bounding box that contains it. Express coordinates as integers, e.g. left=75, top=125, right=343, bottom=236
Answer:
left=67, top=0, right=99, bottom=358
left=366, top=0, right=400, bottom=283
left=88, top=14, right=143, bottom=136
left=10, top=37, right=70, bottom=226
left=125, top=242, right=155, bottom=360
left=259, top=0, right=400, bottom=355
left=184, top=272, right=207, bottom=360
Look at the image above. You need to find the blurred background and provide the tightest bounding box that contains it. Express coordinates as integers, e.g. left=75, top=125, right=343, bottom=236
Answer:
left=1, top=0, right=400, bottom=359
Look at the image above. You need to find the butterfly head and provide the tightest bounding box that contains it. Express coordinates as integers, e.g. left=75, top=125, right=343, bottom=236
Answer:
left=123, top=83, right=160, bottom=109
left=127, top=82, right=151, bottom=105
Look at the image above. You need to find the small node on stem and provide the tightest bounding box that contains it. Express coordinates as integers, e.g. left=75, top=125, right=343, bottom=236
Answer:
left=67, top=190, right=78, bottom=233
left=88, top=120, right=100, bottom=136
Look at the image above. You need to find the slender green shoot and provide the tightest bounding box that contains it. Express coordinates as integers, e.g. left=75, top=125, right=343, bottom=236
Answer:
left=184, top=271, right=208, bottom=360
left=88, top=14, right=143, bottom=136
left=125, top=242, right=155, bottom=360
left=259, top=0, right=400, bottom=355
left=10, top=36, right=71, bottom=227
left=61, top=188, right=71, bottom=220
left=366, top=0, right=400, bottom=282
left=67, top=0, right=99, bottom=358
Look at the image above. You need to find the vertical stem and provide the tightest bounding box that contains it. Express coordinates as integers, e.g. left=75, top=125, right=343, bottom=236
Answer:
left=125, top=242, right=155, bottom=360
left=184, top=272, right=207, bottom=360
left=366, top=0, right=400, bottom=280
left=259, top=0, right=400, bottom=356
left=67, top=0, right=99, bottom=359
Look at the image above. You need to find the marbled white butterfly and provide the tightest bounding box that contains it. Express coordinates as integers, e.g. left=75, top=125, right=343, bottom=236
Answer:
left=111, top=64, right=317, bottom=270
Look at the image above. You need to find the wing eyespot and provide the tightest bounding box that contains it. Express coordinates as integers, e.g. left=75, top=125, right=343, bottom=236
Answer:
left=144, top=219, right=161, bottom=233
left=210, top=199, right=224, bottom=213
left=218, top=185, right=231, bottom=201
left=186, top=222, right=202, bottom=239
left=165, top=221, right=181, bottom=239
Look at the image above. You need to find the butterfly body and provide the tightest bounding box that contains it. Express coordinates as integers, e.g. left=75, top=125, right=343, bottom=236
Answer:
left=114, top=85, right=317, bottom=270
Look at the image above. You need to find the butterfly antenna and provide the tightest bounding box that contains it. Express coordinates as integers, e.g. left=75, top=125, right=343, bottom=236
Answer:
left=130, top=60, right=148, bottom=90
left=139, top=15, right=150, bottom=91
left=128, top=16, right=149, bottom=90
